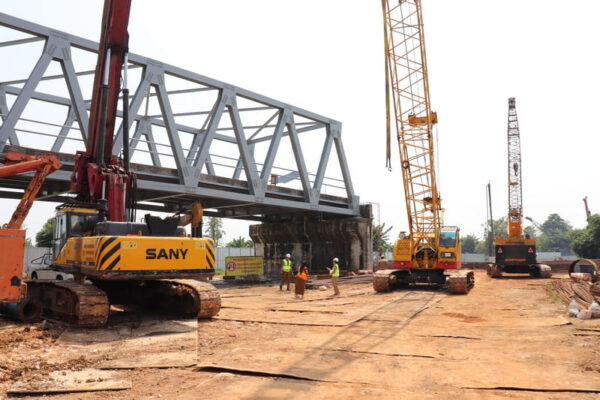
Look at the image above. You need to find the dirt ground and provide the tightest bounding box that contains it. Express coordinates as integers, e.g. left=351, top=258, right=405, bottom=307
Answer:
left=1, top=270, right=600, bottom=399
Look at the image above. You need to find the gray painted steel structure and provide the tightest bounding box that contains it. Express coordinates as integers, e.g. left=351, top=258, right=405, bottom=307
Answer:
left=0, top=13, right=359, bottom=220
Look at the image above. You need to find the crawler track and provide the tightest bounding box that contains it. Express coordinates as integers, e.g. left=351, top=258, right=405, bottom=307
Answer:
left=447, top=271, right=475, bottom=294
left=161, top=279, right=221, bottom=318
left=372, top=270, right=393, bottom=293
left=27, top=280, right=110, bottom=327
left=96, top=279, right=221, bottom=319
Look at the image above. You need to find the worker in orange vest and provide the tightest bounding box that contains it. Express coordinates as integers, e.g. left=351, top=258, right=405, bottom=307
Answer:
left=295, top=264, right=309, bottom=299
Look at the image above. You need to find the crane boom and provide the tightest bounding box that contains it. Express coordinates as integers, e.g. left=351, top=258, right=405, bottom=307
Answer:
left=70, top=0, right=133, bottom=222
left=382, top=0, right=441, bottom=259
left=507, top=97, right=523, bottom=237
left=0, top=153, right=62, bottom=229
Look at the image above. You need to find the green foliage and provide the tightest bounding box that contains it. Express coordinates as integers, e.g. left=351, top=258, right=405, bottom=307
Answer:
left=204, top=217, right=225, bottom=247
left=523, top=225, right=537, bottom=238
left=35, top=218, right=54, bottom=247
left=460, top=234, right=480, bottom=253
left=474, top=240, right=489, bottom=255
left=373, top=223, right=394, bottom=252
left=536, top=213, right=572, bottom=252
left=226, top=236, right=254, bottom=248
left=545, top=282, right=561, bottom=303
left=570, top=214, right=600, bottom=258
left=25, top=237, right=33, bottom=247
left=480, top=217, right=507, bottom=256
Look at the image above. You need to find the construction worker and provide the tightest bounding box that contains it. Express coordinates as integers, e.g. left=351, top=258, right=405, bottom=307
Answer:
left=280, top=253, right=293, bottom=291
left=329, top=257, right=340, bottom=296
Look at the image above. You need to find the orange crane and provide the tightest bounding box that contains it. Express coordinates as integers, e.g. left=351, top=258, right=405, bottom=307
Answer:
left=0, top=152, right=61, bottom=321
left=373, top=0, right=473, bottom=294
left=487, top=98, right=551, bottom=278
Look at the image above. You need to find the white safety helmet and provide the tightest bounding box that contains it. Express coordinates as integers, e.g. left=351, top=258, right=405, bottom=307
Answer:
left=333, top=257, right=339, bottom=262
left=285, top=253, right=291, bottom=258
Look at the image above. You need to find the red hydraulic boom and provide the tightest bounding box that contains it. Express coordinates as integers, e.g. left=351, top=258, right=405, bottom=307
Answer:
left=70, top=0, right=134, bottom=222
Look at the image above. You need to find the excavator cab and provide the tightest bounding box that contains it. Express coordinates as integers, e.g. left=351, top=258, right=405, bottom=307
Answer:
left=52, top=207, right=98, bottom=259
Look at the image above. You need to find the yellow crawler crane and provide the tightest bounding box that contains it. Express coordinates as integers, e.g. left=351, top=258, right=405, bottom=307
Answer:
left=374, top=0, right=473, bottom=294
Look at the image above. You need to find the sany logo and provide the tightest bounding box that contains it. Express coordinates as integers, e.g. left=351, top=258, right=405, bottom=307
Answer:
left=146, top=248, right=188, bottom=260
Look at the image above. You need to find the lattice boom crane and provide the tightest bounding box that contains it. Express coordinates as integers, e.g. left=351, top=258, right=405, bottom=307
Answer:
left=373, top=0, right=473, bottom=294
left=487, top=98, right=551, bottom=279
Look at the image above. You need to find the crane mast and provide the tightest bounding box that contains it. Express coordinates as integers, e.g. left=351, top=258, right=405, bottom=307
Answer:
left=507, top=97, right=523, bottom=238
left=382, top=0, right=441, bottom=264
left=70, top=0, right=133, bottom=222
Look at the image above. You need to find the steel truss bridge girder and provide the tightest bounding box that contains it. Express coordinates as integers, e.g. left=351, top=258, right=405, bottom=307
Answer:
left=0, top=13, right=359, bottom=220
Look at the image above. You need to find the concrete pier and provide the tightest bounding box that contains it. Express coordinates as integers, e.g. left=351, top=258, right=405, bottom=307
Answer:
left=250, top=205, right=373, bottom=278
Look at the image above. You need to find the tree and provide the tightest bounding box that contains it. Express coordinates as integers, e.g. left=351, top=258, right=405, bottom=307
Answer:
left=373, top=223, right=394, bottom=252
left=570, top=215, right=600, bottom=258
left=204, top=217, right=225, bottom=247
left=35, top=218, right=54, bottom=247
left=480, top=217, right=507, bottom=256
left=523, top=225, right=537, bottom=238
left=226, top=236, right=253, bottom=248
left=537, top=213, right=572, bottom=252
left=25, top=238, right=33, bottom=247
left=460, top=234, right=480, bottom=253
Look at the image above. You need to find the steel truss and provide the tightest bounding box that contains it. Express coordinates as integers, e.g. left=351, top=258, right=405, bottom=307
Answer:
left=0, top=13, right=359, bottom=219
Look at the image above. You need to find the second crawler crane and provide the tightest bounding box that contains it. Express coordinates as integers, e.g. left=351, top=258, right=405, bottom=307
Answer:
left=487, top=98, right=551, bottom=279
left=373, top=0, right=474, bottom=294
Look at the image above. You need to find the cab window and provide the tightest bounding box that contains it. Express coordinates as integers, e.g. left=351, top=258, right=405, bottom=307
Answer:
left=53, top=213, right=67, bottom=258
left=68, top=213, right=97, bottom=237
left=440, top=231, right=457, bottom=248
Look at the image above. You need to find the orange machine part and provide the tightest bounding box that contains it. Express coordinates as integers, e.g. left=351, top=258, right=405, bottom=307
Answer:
left=0, top=228, right=26, bottom=303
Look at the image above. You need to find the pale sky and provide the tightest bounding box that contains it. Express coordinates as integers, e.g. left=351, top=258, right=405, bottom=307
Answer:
left=1, top=0, right=599, bottom=245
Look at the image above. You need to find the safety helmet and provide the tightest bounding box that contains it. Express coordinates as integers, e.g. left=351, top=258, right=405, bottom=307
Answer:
left=285, top=253, right=291, bottom=258
left=333, top=257, right=339, bottom=262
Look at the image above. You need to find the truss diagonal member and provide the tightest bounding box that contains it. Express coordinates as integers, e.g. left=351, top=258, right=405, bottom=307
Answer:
left=0, top=36, right=56, bottom=146
left=0, top=87, right=19, bottom=145
left=312, top=124, right=335, bottom=197
left=155, top=81, right=197, bottom=188
left=257, top=110, right=286, bottom=195
left=332, top=122, right=357, bottom=209
left=128, top=119, right=145, bottom=159
left=232, top=143, right=253, bottom=180
left=111, top=66, right=152, bottom=155
left=193, top=90, right=226, bottom=171
left=227, top=96, right=260, bottom=195
left=286, top=114, right=315, bottom=205
left=51, top=107, right=76, bottom=152
left=59, top=48, right=90, bottom=143
left=143, top=123, right=162, bottom=167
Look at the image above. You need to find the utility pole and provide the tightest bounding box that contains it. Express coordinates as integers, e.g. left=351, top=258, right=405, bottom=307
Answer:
left=486, top=182, right=494, bottom=257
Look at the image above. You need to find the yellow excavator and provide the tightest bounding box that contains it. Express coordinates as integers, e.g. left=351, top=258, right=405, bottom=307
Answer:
left=11, top=0, right=220, bottom=326
left=373, top=0, right=473, bottom=294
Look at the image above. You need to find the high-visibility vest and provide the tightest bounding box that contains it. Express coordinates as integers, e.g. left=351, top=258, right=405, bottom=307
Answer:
left=282, top=258, right=292, bottom=272
left=332, top=263, right=339, bottom=277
